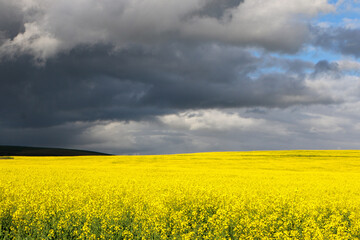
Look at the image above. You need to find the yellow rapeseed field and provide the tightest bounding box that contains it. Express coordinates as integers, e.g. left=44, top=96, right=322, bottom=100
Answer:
left=1, top=150, right=360, bottom=239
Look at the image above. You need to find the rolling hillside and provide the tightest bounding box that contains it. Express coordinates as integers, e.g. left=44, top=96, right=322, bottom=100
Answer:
left=0, top=146, right=110, bottom=156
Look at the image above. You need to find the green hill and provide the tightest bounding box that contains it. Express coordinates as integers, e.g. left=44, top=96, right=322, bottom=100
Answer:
left=0, top=146, right=110, bottom=156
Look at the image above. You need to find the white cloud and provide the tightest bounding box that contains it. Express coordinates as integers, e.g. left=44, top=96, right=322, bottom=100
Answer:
left=183, top=0, right=333, bottom=50
left=56, top=110, right=291, bottom=154
left=5, top=104, right=360, bottom=154
left=79, top=121, right=139, bottom=150
left=337, top=59, right=360, bottom=72
left=301, top=113, right=350, bottom=133
left=66, top=106, right=360, bottom=154
left=0, top=22, right=60, bottom=63
left=72, top=119, right=206, bottom=154
left=159, top=109, right=288, bottom=134
left=342, top=18, right=360, bottom=29
left=160, top=109, right=260, bottom=131
left=305, top=74, right=360, bottom=102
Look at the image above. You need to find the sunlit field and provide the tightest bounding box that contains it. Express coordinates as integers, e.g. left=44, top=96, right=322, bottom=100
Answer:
left=1, top=151, right=360, bottom=239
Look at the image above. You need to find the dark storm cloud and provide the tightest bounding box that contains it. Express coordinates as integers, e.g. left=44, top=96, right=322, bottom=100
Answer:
left=312, top=60, right=339, bottom=76
left=0, top=44, right=336, bottom=129
left=0, top=50, right=167, bottom=128
left=141, top=72, right=332, bottom=109
left=191, top=0, right=244, bottom=19
left=0, top=0, right=345, bottom=153
left=312, top=26, right=360, bottom=57
left=0, top=1, right=24, bottom=42
left=274, top=59, right=314, bottom=74
left=0, top=123, right=89, bottom=147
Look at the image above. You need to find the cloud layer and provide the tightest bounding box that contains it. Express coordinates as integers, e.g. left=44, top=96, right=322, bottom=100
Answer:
left=0, top=0, right=333, bottom=61
left=0, top=44, right=337, bottom=129
left=1, top=0, right=360, bottom=154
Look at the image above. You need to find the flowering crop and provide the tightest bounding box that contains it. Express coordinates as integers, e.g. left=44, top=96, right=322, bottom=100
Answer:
left=1, top=150, right=360, bottom=239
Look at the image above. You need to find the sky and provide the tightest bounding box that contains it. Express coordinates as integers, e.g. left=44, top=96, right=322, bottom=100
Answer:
left=1, top=0, right=360, bottom=154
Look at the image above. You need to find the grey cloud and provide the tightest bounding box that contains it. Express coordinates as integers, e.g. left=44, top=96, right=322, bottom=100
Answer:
left=3, top=104, right=360, bottom=155
left=1, top=0, right=359, bottom=155
left=0, top=0, right=333, bottom=60
left=312, top=60, right=340, bottom=77
left=141, top=72, right=334, bottom=109
left=274, top=59, right=314, bottom=74
left=0, top=123, right=89, bottom=148
left=0, top=1, right=24, bottom=42
left=0, top=44, right=336, bottom=130
left=260, top=56, right=314, bottom=75
left=191, top=0, right=244, bottom=20
left=312, top=26, right=360, bottom=57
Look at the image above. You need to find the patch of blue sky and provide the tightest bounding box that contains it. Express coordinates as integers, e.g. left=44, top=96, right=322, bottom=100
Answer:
left=344, top=69, right=360, bottom=77
left=316, top=12, right=359, bottom=27
left=288, top=46, right=342, bottom=63
left=265, top=46, right=342, bottom=66
left=247, top=50, right=360, bottom=78
left=247, top=47, right=341, bottom=74
left=316, top=0, right=360, bottom=27
left=246, top=0, right=360, bottom=79
left=247, top=66, right=286, bottom=80
left=244, top=49, right=285, bottom=76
